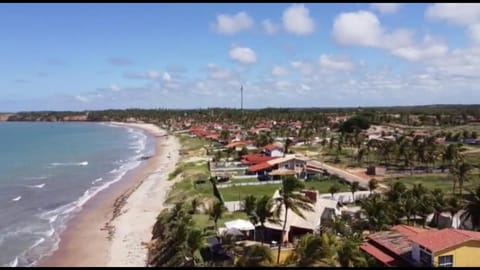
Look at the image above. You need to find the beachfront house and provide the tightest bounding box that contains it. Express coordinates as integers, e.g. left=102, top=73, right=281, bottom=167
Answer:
left=261, top=189, right=341, bottom=245
left=247, top=155, right=309, bottom=180
left=360, top=225, right=480, bottom=267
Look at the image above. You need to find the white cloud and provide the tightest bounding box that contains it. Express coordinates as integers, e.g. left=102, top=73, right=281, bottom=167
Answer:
left=332, top=11, right=384, bottom=47
left=229, top=46, right=257, bottom=64
left=390, top=35, right=448, bottom=61
left=162, top=72, right=171, bottom=81
left=370, top=3, right=402, bottom=14
left=272, top=66, right=288, bottom=76
left=75, top=95, right=88, bottom=102
left=146, top=70, right=160, bottom=79
left=213, top=11, right=254, bottom=35
left=262, top=19, right=279, bottom=35
left=319, top=54, right=355, bottom=71
left=291, top=61, right=315, bottom=75
left=110, top=84, right=121, bottom=91
left=468, top=23, right=480, bottom=44
left=282, top=4, right=315, bottom=35
left=332, top=10, right=447, bottom=62
left=425, top=3, right=480, bottom=25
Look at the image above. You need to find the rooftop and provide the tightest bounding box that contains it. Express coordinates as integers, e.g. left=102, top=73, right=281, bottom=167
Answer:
left=409, top=228, right=480, bottom=253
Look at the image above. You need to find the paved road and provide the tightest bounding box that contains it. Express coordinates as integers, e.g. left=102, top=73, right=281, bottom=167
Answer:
left=308, top=160, right=388, bottom=190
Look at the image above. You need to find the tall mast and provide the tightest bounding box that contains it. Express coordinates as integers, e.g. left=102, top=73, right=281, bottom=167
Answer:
left=240, top=85, right=244, bottom=112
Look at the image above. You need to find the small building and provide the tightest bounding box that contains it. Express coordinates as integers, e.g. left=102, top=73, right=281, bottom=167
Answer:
left=361, top=225, right=480, bottom=267
left=262, top=143, right=284, bottom=157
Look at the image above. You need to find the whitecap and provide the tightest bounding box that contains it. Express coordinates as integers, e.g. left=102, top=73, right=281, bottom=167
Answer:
left=92, top=177, right=103, bottom=184
left=12, top=196, right=21, bottom=202
left=50, top=161, right=88, bottom=167
left=32, top=183, right=45, bottom=189
left=8, top=257, right=18, bottom=267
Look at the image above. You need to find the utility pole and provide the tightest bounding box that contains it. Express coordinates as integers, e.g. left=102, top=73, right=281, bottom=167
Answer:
left=240, top=85, right=243, bottom=112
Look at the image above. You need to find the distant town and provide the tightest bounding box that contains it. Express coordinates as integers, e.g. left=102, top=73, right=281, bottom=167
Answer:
left=2, top=104, right=480, bottom=267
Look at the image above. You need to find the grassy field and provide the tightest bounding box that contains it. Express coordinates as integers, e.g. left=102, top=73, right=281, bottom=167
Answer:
left=168, top=160, right=209, bottom=180
left=177, top=134, right=208, bottom=153
left=385, top=173, right=480, bottom=195
left=218, top=178, right=351, bottom=202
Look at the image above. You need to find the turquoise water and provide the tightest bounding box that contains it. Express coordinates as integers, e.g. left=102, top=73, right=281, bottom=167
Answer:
left=0, top=122, right=154, bottom=266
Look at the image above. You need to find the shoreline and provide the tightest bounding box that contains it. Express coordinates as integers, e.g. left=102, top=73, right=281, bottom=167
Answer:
left=38, top=122, right=180, bottom=267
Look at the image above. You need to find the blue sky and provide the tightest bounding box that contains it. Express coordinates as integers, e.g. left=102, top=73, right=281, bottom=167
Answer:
left=1, top=3, right=480, bottom=112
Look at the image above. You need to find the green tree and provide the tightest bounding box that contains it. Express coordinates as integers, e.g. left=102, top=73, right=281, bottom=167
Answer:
left=446, top=196, right=464, bottom=228
left=253, top=195, right=277, bottom=245
left=329, top=183, right=341, bottom=199
left=242, top=195, right=257, bottom=217
left=351, top=181, right=360, bottom=204
left=368, top=178, right=378, bottom=195
left=285, top=233, right=339, bottom=266
left=273, top=176, right=314, bottom=264
left=208, top=199, right=225, bottom=233
left=235, top=245, right=273, bottom=267
left=461, top=185, right=480, bottom=231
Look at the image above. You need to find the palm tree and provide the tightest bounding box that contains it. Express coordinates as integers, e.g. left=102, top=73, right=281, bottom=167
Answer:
left=285, top=233, right=323, bottom=266
left=235, top=245, right=273, bottom=267
left=208, top=199, right=225, bottom=233
left=360, top=194, right=392, bottom=231
left=351, top=181, right=360, bottom=204
left=284, top=138, right=293, bottom=157
left=273, top=176, right=314, bottom=264
left=184, top=229, right=206, bottom=266
left=430, top=188, right=447, bottom=228
left=451, top=160, right=472, bottom=195
left=254, top=195, right=276, bottom=245
left=329, top=183, right=340, bottom=200
left=461, top=185, right=480, bottom=231
left=446, top=196, right=464, bottom=228
left=338, top=238, right=368, bottom=267
left=243, top=195, right=257, bottom=216
left=368, top=178, right=378, bottom=195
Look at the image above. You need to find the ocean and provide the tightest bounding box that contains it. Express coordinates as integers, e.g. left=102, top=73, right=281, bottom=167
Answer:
left=0, top=122, right=154, bottom=267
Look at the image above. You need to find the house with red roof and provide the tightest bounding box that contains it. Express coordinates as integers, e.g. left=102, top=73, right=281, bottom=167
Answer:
left=361, top=224, right=480, bottom=267
left=261, top=143, right=284, bottom=157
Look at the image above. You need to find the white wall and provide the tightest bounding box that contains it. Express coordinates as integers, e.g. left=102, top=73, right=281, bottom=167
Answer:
left=271, top=149, right=284, bottom=157
left=412, top=243, right=420, bottom=262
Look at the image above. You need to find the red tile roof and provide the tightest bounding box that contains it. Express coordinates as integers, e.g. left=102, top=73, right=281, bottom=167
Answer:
left=241, top=154, right=277, bottom=165
left=263, top=144, right=282, bottom=151
left=225, top=141, right=248, bottom=148
left=248, top=162, right=274, bottom=172
left=360, top=242, right=397, bottom=266
left=391, top=224, right=430, bottom=237
left=408, top=228, right=480, bottom=253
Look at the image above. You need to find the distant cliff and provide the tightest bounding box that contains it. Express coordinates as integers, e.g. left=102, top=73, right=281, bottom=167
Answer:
left=6, top=112, right=89, bottom=122
left=0, top=114, right=12, bottom=122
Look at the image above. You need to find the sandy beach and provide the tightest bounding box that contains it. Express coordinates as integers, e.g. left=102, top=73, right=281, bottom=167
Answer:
left=38, top=122, right=180, bottom=267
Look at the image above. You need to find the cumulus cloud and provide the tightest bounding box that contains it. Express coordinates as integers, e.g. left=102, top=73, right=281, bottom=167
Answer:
left=262, top=19, right=279, bottom=35
left=162, top=72, right=171, bottom=81
left=124, top=70, right=163, bottom=80
left=468, top=24, right=480, bottom=44
left=332, top=10, right=447, bottom=61
left=370, top=3, right=402, bottom=14
left=290, top=61, right=315, bottom=75
left=213, top=11, right=254, bottom=35
left=229, top=46, right=257, bottom=64
left=74, top=95, right=88, bottom=102
left=272, top=66, right=288, bottom=76
left=425, top=3, right=480, bottom=25
left=319, top=54, right=355, bottom=71
left=108, top=57, right=134, bottom=66
left=282, top=4, right=315, bottom=35
left=390, top=35, right=448, bottom=61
